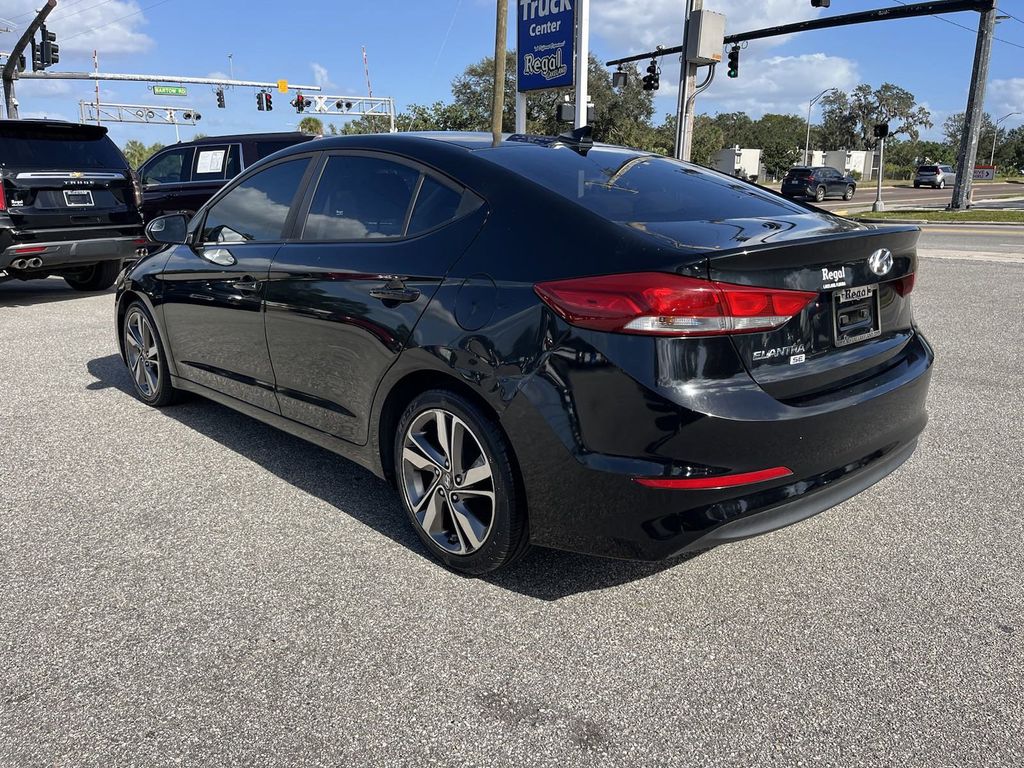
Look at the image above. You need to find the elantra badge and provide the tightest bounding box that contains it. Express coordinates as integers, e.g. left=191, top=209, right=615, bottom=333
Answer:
left=868, top=248, right=894, bottom=276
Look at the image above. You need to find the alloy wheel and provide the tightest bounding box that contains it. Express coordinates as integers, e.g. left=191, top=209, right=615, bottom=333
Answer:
left=401, top=408, right=496, bottom=556
left=124, top=309, right=161, bottom=398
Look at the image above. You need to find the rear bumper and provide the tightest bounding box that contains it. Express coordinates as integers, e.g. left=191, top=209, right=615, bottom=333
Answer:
left=2, top=233, right=145, bottom=270
left=502, top=329, right=934, bottom=561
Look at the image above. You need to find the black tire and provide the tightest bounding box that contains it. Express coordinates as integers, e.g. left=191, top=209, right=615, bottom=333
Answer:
left=913, top=182, right=920, bottom=188
left=394, top=389, right=529, bottom=575
left=938, top=180, right=946, bottom=190
left=814, top=185, right=826, bottom=203
left=121, top=300, right=180, bottom=407
left=843, top=184, right=855, bottom=201
left=64, top=260, right=121, bottom=292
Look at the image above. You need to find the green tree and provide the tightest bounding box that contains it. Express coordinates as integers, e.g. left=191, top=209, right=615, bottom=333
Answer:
left=711, top=112, right=757, bottom=148
left=121, top=139, right=165, bottom=169
left=651, top=114, right=725, bottom=164
left=298, top=116, right=324, bottom=135
left=760, top=139, right=801, bottom=180
left=818, top=90, right=858, bottom=150
left=817, top=84, right=931, bottom=150
left=941, top=112, right=1004, bottom=163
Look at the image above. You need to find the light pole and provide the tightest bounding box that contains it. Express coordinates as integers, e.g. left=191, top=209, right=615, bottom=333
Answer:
left=990, top=112, right=1021, bottom=167
left=805, top=87, right=837, bottom=166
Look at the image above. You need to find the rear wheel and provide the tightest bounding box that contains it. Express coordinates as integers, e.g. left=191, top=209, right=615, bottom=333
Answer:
left=64, top=260, right=121, bottom=292
left=843, top=184, right=855, bottom=201
left=913, top=182, right=920, bottom=188
left=122, top=301, right=180, bottom=407
left=395, top=390, right=529, bottom=575
left=938, top=179, right=946, bottom=190
left=814, top=185, right=826, bottom=202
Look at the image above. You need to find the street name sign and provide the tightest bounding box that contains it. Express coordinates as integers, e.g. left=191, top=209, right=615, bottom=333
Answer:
left=153, top=86, right=187, bottom=96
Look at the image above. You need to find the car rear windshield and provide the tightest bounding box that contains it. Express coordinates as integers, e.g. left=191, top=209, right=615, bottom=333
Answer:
left=788, top=168, right=813, bottom=177
left=0, top=124, right=127, bottom=169
left=917, top=165, right=940, bottom=173
left=481, top=144, right=806, bottom=223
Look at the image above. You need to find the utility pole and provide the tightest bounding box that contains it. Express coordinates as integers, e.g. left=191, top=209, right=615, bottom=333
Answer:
left=991, top=111, right=1020, bottom=166
left=950, top=1, right=996, bottom=210
left=491, top=0, right=508, bottom=146
left=673, top=0, right=701, bottom=161
left=872, top=136, right=886, bottom=212
left=574, top=0, right=590, bottom=129
left=2, top=0, right=57, bottom=119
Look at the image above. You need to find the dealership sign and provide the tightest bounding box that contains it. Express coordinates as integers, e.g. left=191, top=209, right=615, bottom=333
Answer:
left=973, top=165, right=995, bottom=181
left=517, top=0, right=575, bottom=92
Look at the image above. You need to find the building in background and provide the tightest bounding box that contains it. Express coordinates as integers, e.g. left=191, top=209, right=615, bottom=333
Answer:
left=711, top=146, right=762, bottom=181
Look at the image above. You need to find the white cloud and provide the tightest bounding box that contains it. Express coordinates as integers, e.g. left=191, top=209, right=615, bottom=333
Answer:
left=2, top=0, right=154, bottom=56
left=592, top=0, right=822, bottom=55
left=692, top=52, right=860, bottom=119
left=311, top=62, right=335, bottom=91
left=987, top=78, right=1024, bottom=128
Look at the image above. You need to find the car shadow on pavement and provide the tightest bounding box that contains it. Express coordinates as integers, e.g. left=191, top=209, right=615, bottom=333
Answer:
left=87, top=353, right=698, bottom=600
left=0, top=279, right=113, bottom=308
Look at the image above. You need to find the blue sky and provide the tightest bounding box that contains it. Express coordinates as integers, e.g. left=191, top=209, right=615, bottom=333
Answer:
left=3, top=0, right=1023, bottom=148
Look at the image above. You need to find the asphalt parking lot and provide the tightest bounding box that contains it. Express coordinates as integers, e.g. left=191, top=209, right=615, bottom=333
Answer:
left=1, top=249, right=1022, bottom=766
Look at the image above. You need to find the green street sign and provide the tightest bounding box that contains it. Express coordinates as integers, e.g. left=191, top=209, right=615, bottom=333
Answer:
left=153, top=85, right=187, bottom=96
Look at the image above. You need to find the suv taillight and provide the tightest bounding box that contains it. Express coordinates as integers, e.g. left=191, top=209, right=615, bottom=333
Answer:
left=130, top=171, right=143, bottom=208
left=0, top=182, right=6, bottom=211
left=534, top=272, right=818, bottom=336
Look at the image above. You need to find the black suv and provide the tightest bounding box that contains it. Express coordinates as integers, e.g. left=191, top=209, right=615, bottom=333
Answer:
left=137, top=132, right=315, bottom=222
left=781, top=166, right=857, bottom=202
left=1, top=119, right=144, bottom=291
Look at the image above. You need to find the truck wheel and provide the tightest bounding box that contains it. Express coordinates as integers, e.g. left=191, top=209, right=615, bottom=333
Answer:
left=64, top=260, right=121, bottom=292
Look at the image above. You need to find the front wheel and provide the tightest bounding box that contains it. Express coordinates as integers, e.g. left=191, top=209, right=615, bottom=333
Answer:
left=938, top=180, right=946, bottom=190
left=843, top=185, right=855, bottom=201
left=814, top=185, right=826, bottom=202
left=64, top=260, right=121, bottom=291
left=122, top=301, right=180, bottom=407
left=395, top=390, right=529, bottom=575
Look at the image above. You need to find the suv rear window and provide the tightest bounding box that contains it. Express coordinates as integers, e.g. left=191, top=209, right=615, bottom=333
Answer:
left=483, top=144, right=805, bottom=223
left=0, top=123, right=127, bottom=169
left=917, top=165, right=940, bottom=173
left=788, top=168, right=813, bottom=177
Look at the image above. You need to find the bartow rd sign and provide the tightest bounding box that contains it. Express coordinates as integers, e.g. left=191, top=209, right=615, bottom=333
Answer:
left=152, top=85, right=187, bottom=96
left=517, top=0, right=575, bottom=92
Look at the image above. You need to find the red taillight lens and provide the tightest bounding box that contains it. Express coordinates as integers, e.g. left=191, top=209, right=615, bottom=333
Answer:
left=633, top=466, right=793, bottom=490
left=894, top=273, right=915, bottom=297
left=0, top=183, right=6, bottom=211
left=534, top=272, right=817, bottom=336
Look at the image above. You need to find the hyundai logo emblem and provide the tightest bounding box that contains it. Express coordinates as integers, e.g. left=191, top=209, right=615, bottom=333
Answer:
left=868, top=248, right=893, bottom=276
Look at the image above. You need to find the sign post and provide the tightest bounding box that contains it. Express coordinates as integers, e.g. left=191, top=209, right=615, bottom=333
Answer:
left=516, top=0, right=577, bottom=129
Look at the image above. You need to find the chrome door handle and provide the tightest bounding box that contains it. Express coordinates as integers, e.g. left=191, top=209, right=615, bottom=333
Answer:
left=232, top=276, right=261, bottom=293
left=369, top=286, right=420, bottom=303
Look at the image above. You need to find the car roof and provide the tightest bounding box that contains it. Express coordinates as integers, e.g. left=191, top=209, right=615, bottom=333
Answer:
left=0, top=118, right=108, bottom=137
left=174, top=131, right=312, bottom=146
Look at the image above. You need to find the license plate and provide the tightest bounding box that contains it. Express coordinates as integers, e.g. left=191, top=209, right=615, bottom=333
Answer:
left=63, top=190, right=94, bottom=207
left=833, top=283, right=881, bottom=347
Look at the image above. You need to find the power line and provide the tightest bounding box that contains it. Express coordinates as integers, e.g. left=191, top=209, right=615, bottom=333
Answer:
left=8, top=0, right=94, bottom=23
left=62, top=0, right=176, bottom=42
left=890, top=0, right=1024, bottom=48
left=996, top=7, right=1024, bottom=25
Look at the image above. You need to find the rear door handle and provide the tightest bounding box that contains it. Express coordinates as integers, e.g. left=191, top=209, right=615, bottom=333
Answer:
left=369, top=284, right=420, bottom=304
left=233, top=276, right=261, bottom=293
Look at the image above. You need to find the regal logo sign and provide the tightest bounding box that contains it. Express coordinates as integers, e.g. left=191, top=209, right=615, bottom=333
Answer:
left=517, top=0, right=575, bottom=92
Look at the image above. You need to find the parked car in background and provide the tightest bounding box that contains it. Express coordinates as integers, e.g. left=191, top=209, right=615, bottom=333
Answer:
left=1, top=119, right=144, bottom=291
left=137, top=132, right=315, bottom=222
left=118, top=131, right=932, bottom=575
left=913, top=164, right=956, bottom=189
left=781, top=166, right=857, bottom=202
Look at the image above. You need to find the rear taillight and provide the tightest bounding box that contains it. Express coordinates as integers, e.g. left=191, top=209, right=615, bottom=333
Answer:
left=0, top=183, right=6, bottom=211
left=534, top=272, right=818, bottom=337
left=130, top=171, right=143, bottom=208
left=633, top=466, right=793, bottom=490
left=894, top=273, right=915, bottom=297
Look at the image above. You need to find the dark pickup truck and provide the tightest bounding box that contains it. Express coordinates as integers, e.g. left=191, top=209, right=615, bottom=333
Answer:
left=137, top=131, right=315, bottom=222
left=1, top=119, right=145, bottom=291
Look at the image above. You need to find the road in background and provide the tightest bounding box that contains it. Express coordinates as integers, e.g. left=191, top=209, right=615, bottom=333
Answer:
left=1, top=233, right=1022, bottom=766
left=811, top=181, right=1023, bottom=213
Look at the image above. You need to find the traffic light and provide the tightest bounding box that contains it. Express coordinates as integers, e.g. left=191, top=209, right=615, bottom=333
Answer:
left=873, top=122, right=890, bottom=139
left=265, top=91, right=273, bottom=111
left=642, top=59, right=659, bottom=91
left=811, top=0, right=830, bottom=6
left=30, top=39, right=42, bottom=72
left=293, top=93, right=311, bottom=113
left=727, top=46, right=740, bottom=78
left=216, top=87, right=226, bottom=108
left=39, top=25, right=58, bottom=68
left=335, top=99, right=353, bottom=111
left=256, top=91, right=265, bottom=111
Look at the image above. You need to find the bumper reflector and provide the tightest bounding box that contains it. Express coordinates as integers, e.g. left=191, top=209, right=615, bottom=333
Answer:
left=11, top=246, right=48, bottom=255
left=633, top=466, right=793, bottom=490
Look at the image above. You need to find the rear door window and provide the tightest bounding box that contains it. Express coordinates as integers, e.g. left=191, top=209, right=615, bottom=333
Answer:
left=192, top=145, right=239, bottom=183
left=142, top=147, right=195, bottom=185
left=301, top=155, right=419, bottom=240
left=407, top=176, right=463, bottom=235
left=201, top=157, right=310, bottom=243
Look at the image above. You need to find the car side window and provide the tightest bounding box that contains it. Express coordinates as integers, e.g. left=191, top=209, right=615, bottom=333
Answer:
left=201, top=157, right=310, bottom=243
left=408, top=176, right=463, bottom=236
left=193, top=145, right=239, bottom=183
left=142, top=147, right=194, bottom=185
left=302, top=155, right=419, bottom=241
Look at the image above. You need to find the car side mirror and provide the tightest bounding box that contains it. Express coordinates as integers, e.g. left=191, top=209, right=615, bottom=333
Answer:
left=145, top=213, right=188, bottom=245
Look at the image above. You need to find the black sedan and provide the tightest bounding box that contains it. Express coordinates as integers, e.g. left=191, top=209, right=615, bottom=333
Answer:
left=116, top=131, right=932, bottom=574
